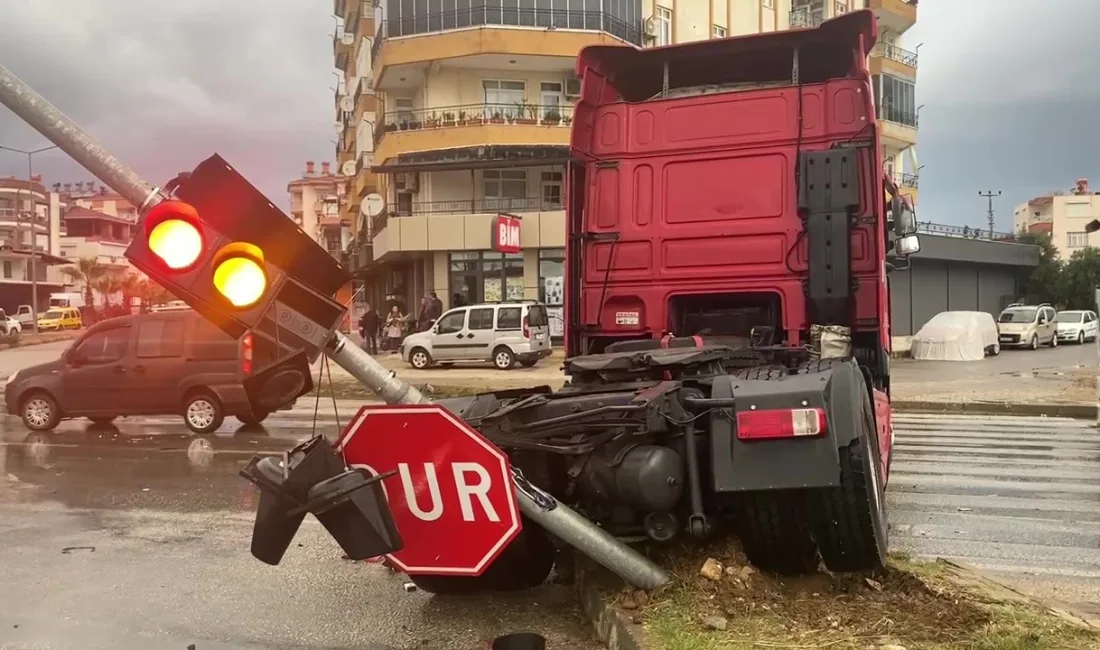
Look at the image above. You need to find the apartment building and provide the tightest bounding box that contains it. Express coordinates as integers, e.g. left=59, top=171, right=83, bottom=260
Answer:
left=0, top=177, right=69, bottom=311
left=337, top=0, right=918, bottom=326
left=1013, top=178, right=1100, bottom=260
left=53, top=182, right=138, bottom=284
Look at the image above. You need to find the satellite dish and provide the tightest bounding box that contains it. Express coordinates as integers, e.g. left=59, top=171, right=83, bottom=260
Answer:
left=341, top=160, right=357, bottom=176
left=341, top=96, right=354, bottom=112
left=333, top=121, right=343, bottom=133
left=361, top=193, right=385, bottom=217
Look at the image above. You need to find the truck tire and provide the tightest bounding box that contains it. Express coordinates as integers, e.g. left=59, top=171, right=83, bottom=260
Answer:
left=406, top=519, right=555, bottom=594
left=807, top=369, right=888, bottom=573
left=729, top=365, right=818, bottom=574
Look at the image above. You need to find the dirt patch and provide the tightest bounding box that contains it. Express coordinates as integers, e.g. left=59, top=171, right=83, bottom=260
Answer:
left=620, top=541, right=1100, bottom=650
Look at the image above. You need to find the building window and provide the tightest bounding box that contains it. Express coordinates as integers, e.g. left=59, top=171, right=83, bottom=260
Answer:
left=483, top=79, right=526, bottom=121
left=834, top=0, right=847, bottom=15
left=872, top=74, right=918, bottom=128
left=393, top=97, right=415, bottom=126
left=655, top=6, right=672, bottom=46
left=712, top=24, right=727, bottom=38
left=538, top=249, right=565, bottom=338
left=1067, top=232, right=1089, bottom=248
left=449, top=252, right=525, bottom=306
left=484, top=169, right=529, bottom=211
left=2, top=261, right=10, bottom=279
left=763, top=0, right=774, bottom=8
left=541, top=171, right=564, bottom=208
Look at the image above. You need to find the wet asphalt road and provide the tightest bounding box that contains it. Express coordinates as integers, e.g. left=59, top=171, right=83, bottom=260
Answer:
left=888, top=413, right=1100, bottom=618
left=0, top=416, right=599, bottom=650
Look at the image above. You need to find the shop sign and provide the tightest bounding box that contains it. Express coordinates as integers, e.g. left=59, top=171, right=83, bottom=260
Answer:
left=492, top=214, right=522, bottom=254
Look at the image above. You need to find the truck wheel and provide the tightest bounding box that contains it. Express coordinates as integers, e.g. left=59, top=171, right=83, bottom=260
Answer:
left=808, top=380, right=888, bottom=573
left=734, top=492, right=818, bottom=574
left=406, top=519, right=555, bottom=594
left=730, top=365, right=817, bottom=574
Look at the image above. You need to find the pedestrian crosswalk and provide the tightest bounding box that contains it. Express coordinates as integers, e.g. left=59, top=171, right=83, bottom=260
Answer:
left=887, top=413, right=1100, bottom=609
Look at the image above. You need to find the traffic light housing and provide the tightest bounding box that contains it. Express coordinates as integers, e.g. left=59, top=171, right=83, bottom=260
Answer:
left=125, top=154, right=353, bottom=414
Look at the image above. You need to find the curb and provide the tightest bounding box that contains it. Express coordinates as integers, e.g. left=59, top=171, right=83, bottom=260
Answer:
left=892, top=400, right=1097, bottom=419
left=573, top=558, right=649, bottom=650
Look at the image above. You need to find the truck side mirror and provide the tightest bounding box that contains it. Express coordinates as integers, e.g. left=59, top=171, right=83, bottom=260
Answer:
left=891, top=196, right=918, bottom=238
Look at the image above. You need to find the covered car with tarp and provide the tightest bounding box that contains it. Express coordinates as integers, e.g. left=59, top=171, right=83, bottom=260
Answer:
left=911, top=311, right=1000, bottom=361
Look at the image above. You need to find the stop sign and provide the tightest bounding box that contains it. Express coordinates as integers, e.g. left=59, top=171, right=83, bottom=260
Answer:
left=337, top=404, right=522, bottom=576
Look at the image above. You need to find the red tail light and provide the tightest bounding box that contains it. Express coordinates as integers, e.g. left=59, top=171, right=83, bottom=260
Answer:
left=241, top=332, right=254, bottom=376
left=522, top=315, right=530, bottom=339
left=736, top=408, right=826, bottom=440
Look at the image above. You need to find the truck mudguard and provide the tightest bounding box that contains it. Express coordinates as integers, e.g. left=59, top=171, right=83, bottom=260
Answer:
left=708, top=358, right=866, bottom=493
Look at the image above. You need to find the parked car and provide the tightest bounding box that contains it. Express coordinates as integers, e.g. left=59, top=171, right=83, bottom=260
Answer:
left=36, top=307, right=83, bottom=331
left=0, top=308, right=21, bottom=336
left=12, top=304, right=34, bottom=328
left=5, top=310, right=288, bottom=434
left=400, top=300, right=552, bottom=370
left=1055, top=309, right=1100, bottom=344
left=996, top=303, right=1057, bottom=350
left=911, top=310, right=1001, bottom=361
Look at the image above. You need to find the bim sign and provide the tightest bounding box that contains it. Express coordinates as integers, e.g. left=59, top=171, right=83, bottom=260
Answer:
left=492, top=214, right=521, bottom=254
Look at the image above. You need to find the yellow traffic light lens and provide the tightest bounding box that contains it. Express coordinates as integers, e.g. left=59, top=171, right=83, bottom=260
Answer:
left=213, top=256, right=267, bottom=308
left=148, top=218, right=203, bottom=270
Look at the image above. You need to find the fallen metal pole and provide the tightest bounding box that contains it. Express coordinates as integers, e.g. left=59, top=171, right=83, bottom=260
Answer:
left=0, top=62, right=671, bottom=591
left=328, top=331, right=670, bottom=589
left=0, top=64, right=162, bottom=214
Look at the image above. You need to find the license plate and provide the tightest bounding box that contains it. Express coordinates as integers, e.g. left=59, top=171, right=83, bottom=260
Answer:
left=999, top=335, right=1012, bottom=341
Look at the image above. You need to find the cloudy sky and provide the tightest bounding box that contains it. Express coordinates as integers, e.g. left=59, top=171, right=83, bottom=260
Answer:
left=0, top=0, right=1097, bottom=230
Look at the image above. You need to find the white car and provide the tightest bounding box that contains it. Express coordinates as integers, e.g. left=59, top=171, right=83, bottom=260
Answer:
left=911, top=311, right=1001, bottom=361
left=1055, top=309, right=1099, bottom=344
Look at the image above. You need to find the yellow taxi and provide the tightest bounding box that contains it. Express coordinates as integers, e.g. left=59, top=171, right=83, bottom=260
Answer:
left=37, top=307, right=83, bottom=331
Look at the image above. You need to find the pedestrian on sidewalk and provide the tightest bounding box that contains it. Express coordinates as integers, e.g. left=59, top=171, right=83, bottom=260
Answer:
left=359, top=303, right=379, bottom=355
left=385, top=305, right=405, bottom=352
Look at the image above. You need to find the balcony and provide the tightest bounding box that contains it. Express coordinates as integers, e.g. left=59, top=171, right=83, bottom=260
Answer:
left=370, top=8, right=641, bottom=89
left=354, top=152, right=377, bottom=197
left=867, top=0, right=917, bottom=33
left=374, top=102, right=573, bottom=165
left=0, top=209, right=48, bottom=230
left=876, top=105, right=918, bottom=148
left=789, top=8, right=823, bottom=29
left=371, top=196, right=566, bottom=260
left=870, top=42, right=918, bottom=78
left=894, top=173, right=919, bottom=190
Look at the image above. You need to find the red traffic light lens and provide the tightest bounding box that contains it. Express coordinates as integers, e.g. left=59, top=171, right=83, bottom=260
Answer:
left=143, top=200, right=203, bottom=271
left=149, top=219, right=203, bottom=270
left=213, top=242, right=267, bottom=309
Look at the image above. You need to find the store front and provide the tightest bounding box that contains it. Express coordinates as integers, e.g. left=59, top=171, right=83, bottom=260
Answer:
left=537, top=248, right=565, bottom=342
left=448, top=251, right=525, bottom=306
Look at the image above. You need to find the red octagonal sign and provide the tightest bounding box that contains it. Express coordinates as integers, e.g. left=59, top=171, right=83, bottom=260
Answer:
left=337, top=404, right=522, bottom=576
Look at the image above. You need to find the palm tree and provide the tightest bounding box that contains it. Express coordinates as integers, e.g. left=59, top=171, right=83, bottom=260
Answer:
left=117, top=272, right=142, bottom=314
left=61, top=257, right=106, bottom=308
left=93, top=275, right=121, bottom=310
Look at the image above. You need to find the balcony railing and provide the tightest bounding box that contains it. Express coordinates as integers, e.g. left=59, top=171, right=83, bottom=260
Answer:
left=916, top=222, right=1017, bottom=242
left=789, top=8, right=823, bottom=29
left=895, top=173, right=919, bottom=189
left=873, top=42, right=919, bottom=68
left=372, top=195, right=563, bottom=234
left=371, top=7, right=643, bottom=63
left=357, top=151, right=374, bottom=175
left=876, top=105, right=919, bottom=128
left=0, top=209, right=47, bottom=227
left=374, top=103, right=574, bottom=145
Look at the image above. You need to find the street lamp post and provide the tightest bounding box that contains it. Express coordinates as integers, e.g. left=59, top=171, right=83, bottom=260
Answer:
left=0, top=143, right=58, bottom=334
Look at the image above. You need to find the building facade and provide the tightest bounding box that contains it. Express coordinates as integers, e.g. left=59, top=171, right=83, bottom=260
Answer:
left=1013, top=178, right=1100, bottom=261
left=336, top=0, right=919, bottom=331
left=0, top=177, right=69, bottom=313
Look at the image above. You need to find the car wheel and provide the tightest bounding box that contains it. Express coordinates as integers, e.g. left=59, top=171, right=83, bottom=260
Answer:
left=1029, top=334, right=1039, bottom=350
left=1050, top=333, right=1058, bottom=347
left=493, top=346, right=516, bottom=370
left=183, top=391, right=224, bottom=434
left=21, top=392, right=60, bottom=431
left=519, top=359, right=538, bottom=368
left=89, top=416, right=116, bottom=426
left=409, top=347, right=432, bottom=369
left=1078, top=331, right=1085, bottom=345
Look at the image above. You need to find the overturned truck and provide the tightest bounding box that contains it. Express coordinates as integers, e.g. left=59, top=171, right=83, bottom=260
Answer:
left=0, top=8, right=921, bottom=596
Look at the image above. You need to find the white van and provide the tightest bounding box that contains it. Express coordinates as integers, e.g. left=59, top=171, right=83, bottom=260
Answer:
left=400, top=300, right=552, bottom=370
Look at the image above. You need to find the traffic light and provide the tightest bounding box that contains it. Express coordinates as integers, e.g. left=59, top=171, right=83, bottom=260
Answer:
left=125, top=154, right=352, bottom=414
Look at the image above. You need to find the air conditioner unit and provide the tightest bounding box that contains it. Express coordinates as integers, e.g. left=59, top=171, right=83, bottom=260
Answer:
left=644, top=16, right=658, bottom=39
left=341, top=32, right=355, bottom=46
left=394, top=172, right=419, bottom=192
left=564, top=77, right=581, bottom=98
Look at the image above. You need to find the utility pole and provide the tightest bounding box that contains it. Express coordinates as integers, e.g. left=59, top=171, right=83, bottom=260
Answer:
left=0, top=143, right=58, bottom=334
left=978, top=189, right=1002, bottom=240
